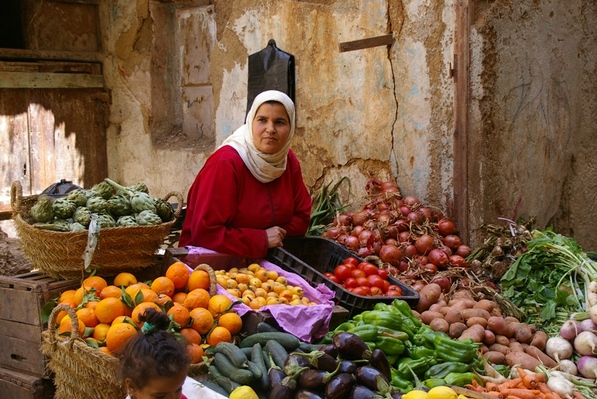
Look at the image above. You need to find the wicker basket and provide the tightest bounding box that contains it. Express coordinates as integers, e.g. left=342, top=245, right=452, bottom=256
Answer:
left=40, top=304, right=126, bottom=399
left=11, top=181, right=183, bottom=279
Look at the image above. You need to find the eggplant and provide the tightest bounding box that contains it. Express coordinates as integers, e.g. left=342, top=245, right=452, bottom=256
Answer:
left=320, top=343, right=339, bottom=358
left=369, top=348, right=391, bottom=381
left=338, top=360, right=358, bottom=374
left=284, top=352, right=312, bottom=375
left=269, top=366, right=286, bottom=387
left=295, top=389, right=325, bottom=399
left=297, top=369, right=327, bottom=392
left=355, top=366, right=391, bottom=396
left=332, top=332, right=371, bottom=360
left=350, top=385, right=386, bottom=399
left=269, top=372, right=305, bottom=399
left=295, top=350, right=338, bottom=372
left=325, top=373, right=355, bottom=399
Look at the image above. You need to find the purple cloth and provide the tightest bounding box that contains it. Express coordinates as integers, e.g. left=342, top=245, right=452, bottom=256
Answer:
left=182, top=246, right=336, bottom=342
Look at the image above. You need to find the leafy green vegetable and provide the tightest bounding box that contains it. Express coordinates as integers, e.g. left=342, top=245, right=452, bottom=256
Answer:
left=307, top=177, right=351, bottom=236
left=500, top=227, right=597, bottom=334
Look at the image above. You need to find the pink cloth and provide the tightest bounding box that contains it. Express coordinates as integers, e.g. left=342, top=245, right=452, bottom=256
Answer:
left=182, top=246, right=335, bottom=342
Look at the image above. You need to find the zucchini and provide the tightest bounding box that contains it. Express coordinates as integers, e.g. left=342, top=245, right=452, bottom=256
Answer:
left=212, top=352, right=254, bottom=385
left=208, top=365, right=240, bottom=394
left=251, top=343, right=270, bottom=390
left=246, top=360, right=263, bottom=379
left=257, top=321, right=280, bottom=333
left=264, top=339, right=289, bottom=369
left=213, top=342, right=248, bottom=368
left=240, top=346, right=253, bottom=358
left=239, top=332, right=300, bottom=351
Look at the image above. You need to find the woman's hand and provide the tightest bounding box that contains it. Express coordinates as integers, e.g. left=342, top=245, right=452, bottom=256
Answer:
left=266, top=226, right=287, bottom=248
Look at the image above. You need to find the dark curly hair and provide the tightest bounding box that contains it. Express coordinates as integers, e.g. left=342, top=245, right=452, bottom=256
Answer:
left=117, top=307, right=190, bottom=389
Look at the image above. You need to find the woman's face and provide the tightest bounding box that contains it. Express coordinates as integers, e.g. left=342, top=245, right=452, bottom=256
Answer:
left=251, top=101, right=291, bottom=154
left=126, top=370, right=186, bottom=399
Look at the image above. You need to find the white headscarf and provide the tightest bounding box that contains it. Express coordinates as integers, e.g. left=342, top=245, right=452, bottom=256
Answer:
left=219, top=90, right=296, bottom=183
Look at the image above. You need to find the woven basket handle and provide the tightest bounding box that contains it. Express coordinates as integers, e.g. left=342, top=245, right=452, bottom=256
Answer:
left=194, top=263, right=218, bottom=296
left=46, top=303, right=82, bottom=345
left=10, top=181, right=23, bottom=214
left=162, top=191, right=184, bottom=221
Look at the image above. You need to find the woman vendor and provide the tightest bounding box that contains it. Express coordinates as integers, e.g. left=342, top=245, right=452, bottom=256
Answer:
left=179, top=90, right=312, bottom=258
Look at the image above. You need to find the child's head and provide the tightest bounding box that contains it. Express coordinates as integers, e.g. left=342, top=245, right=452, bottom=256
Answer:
left=118, top=307, right=191, bottom=399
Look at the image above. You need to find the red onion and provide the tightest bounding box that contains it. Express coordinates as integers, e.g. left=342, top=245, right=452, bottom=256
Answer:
left=398, top=231, right=412, bottom=243
left=432, top=276, right=452, bottom=292
left=352, top=211, right=370, bottom=227
left=448, top=255, right=468, bottom=267
left=428, top=248, right=449, bottom=268
left=358, top=229, right=373, bottom=247
left=379, top=245, right=402, bottom=266
left=352, top=225, right=364, bottom=237
left=384, top=238, right=398, bottom=246
left=398, top=261, right=409, bottom=273
left=345, top=236, right=359, bottom=251
left=456, top=244, right=471, bottom=257
left=418, top=207, right=433, bottom=222
left=335, top=214, right=352, bottom=226
left=415, top=234, right=434, bottom=255
left=386, top=225, right=399, bottom=239
left=400, top=206, right=411, bottom=217
left=443, top=234, right=463, bottom=250
left=394, top=219, right=410, bottom=232
left=325, top=227, right=341, bottom=240
left=420, top=263, right=438, bottom=273
left=403, top=244, right=418, bottom=258
left=357, top=246, right=374, bottom=257
left=337, top=234, right=348, bottom=245
left=406, top=211, right=424, bottom=225
left=437, top=218, right=458, bottom=236
left=403, top=196, right=420, bottom=207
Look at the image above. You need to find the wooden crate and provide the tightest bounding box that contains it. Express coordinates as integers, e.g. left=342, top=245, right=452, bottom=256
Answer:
left=0, top=366, right=55, bottom=399
left=0, top=272, right=79, bottom=377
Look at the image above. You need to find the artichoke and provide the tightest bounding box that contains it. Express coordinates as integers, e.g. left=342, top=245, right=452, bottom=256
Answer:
left=94, top=212, right=116, bottom=228
left=127, top=182, right=149, bottom=194
left=73, top=206, right=92, bottom=228
left=52, top=198, right=77, bottom=219
left=66, top=189, right=88, bottom=207
left=117, top=215, right=138, bottom=227
left=91, top=181, right=115, bottom=200
left=107, top=192, right=132, bottom=217
left=154, top=197, right=174, bottom=222
left=86, top=196, right=109, bottom=213
left=135, top=210, right=162, bottom=226
left=104, top=178, right=156, bottom=214
left=30, top=195, right=54, bottom=222
left=70, top=222, right=86, bottom=232
left=33, top=219, right=71, bottom=232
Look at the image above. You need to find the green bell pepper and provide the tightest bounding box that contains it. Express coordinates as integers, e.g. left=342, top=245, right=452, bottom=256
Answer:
left=374, top=336, right=405, bottom=356
left=424, top=361, right=472, bottom=379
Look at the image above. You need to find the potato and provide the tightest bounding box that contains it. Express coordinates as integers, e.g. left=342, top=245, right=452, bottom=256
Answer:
left=483, top=351, right=506, bottom=365
left=483, top=329, right=496, bottom=346
left=448, top=322, right=468, bottom=339
left=458, top=324, right=486, bottom=343
left=444, top=308, right=465, bottom=325
left=495, top=334, right=510, bottom=346
left=473, top=299, right=497, bottom=313
left=420, top=310, right=445, bottom=325
left=450, top=289, right=475, bottom=301
left=511, top=322, right=534, bottom=344
left=509, top=341, right=524, bottom=352
left=525, top=345, right=558, bottom=368
left=461, top=308, right=491, bottom=321
left=487, top=343, right=510, bottom=355
left=429, top=318, right=450, bottom=334
left=439, top=306, right=452, bottom=316
left=449, top=299, right=477, bottom=311
left=466, top=317, right=489, bottom=329
left=416, top=283, right=442, bottom=313
left=529, top=330, right=549, bottom=351
left=487, top=316, right=510, bottom=336
left=505, top=351, right=541, bottom=370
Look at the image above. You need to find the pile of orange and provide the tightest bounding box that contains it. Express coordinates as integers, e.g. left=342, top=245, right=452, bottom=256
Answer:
left=52, top=262, right=244, bottom=364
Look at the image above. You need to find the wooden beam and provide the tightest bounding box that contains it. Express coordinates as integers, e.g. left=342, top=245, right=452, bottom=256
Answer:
left=0, top=48, right=103, bottom=63
left=0, top=72, right=104, bottom=89
left=339, top=34, right=394, bottom=53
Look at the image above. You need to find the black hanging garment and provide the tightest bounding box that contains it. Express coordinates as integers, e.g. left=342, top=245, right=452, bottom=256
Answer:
left=40, top=179, right=82, bottom=199
left=247, top=39, right=295, bottom=114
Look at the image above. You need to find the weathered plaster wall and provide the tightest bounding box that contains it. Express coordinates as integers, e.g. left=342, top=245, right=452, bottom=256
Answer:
left=468, top=0, right=597, bottom=249
left=102, top=0, right=457, bottom=220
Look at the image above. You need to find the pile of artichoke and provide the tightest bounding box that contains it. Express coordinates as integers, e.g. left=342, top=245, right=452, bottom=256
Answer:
left=28, top=178, right=174, bottom=232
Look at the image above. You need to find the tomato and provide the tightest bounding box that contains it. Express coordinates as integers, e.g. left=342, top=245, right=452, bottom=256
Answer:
left=350, top=269, right=366, bottom=279
left=343, top=257, right=359, bottom=268
left=357, top=261, right=373, bottom=270
left=367, top=274, right=385, bottom=290
left=344, top=277, right=359, bottom=289
left=387, top=284, right=402, bottom=291
left=377, top=268, right=389, bottom=280
left=386, top=287, right=403, bottom=296
left=362, top=263, right=379, bottom=276
left=334, top=265, right=351, bottom=282
left=356, top=276, right=370, bottom=287
left=382, top=280, right=390, bottom=293
left=352, top=286, right=370, bottom=296
left=326, top=274, right=339, bottom=284
left=370, top=286, right=384, bottom=296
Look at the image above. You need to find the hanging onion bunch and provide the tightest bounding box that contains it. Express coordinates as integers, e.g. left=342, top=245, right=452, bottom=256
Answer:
left=321, top=178, right=472, bottom=291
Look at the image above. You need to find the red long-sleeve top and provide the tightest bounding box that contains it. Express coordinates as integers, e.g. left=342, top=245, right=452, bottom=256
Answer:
left=179, top=146, right=312, bottom=258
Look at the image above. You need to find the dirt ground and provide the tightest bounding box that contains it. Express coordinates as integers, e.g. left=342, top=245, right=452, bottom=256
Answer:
left=0, top=220, right=34, bottom=276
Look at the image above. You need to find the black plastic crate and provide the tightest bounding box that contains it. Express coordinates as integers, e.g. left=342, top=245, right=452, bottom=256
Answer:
left=266, top=236, right=419, bottom=318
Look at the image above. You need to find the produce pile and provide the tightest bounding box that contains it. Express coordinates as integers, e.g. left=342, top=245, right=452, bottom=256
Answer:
left=28, top=178, right=174, bottom=231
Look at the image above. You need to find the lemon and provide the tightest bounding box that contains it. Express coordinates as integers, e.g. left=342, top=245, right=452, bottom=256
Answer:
left=229, top=385, right=258, bottom=399
left=402, top=390, right=429, bottom=399
left=427, top=386, right=458, bottom=399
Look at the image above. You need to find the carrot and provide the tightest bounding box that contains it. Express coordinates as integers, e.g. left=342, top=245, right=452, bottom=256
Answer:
left=498, top=377, right=523, bottom=390
left=465, top=383, right=483, bottom=392
left=521, top=370, right=546, bottom=389
left=572, top=391, right=586, bottom=399
left=500, top=388, right=541, bottom=399
left=486, top=392, right=504, bottom=398
left=544, top=394, right=562, bottom=399
left=486, top=382, right=499, bottom=392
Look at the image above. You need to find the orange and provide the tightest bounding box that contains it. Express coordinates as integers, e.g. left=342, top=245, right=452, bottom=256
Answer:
left=179, top=328, right=202, bottom=346
left=156, top=293, right=173, bottom=306
left=76, top=307, right=99, bottom=328
left=183, top=288, right=210, bottom=310
left=206, top=325, right=232, bottom=346
left=82, top=276, right=108, bottom=295
left=58, top=316, right=86, bottom=336
left=92, top=323, right=111, bottom=341
left=217, top=312, right=243, bottom=335
left=113, top=272, right=137, bottom=287
left=95, top=297, right=127, bottom=325
left=167, top=303, right=191, bottom=327
left=131, top=302, right=163, bottom=326
left=172, top=292, right=187, bottom=304
left=100, top=285, right=123, bottom=300
left=189, top=307, right=214, bottom=335
left=187, top=270, right=210, bottom=291
left=73, top=286, right=86, bottom=306
left=112, top=315, right=134, bottom=325
left=99, top=346, right=113, bottom=356
left=59, top=289, right=77, bottom=303
left=166, top=261, right=190, bottom=290
left=124, top=283, right=150, bottom=299
left=139, top=288, right=159, bottom=304
left=85, top=300, right=99, bottom=310
left=151, top=276, right=175, bottom=297
left=208, top=294, right=233, bottom=318
left=105, top=322, right=138, bottom=353
left=187, top=343, right=204, bottom=364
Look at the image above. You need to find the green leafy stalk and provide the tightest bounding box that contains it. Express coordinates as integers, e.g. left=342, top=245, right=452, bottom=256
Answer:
left=500, top=228, right=597, bottom=334
left=307, top=177, right=351, bottom=236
